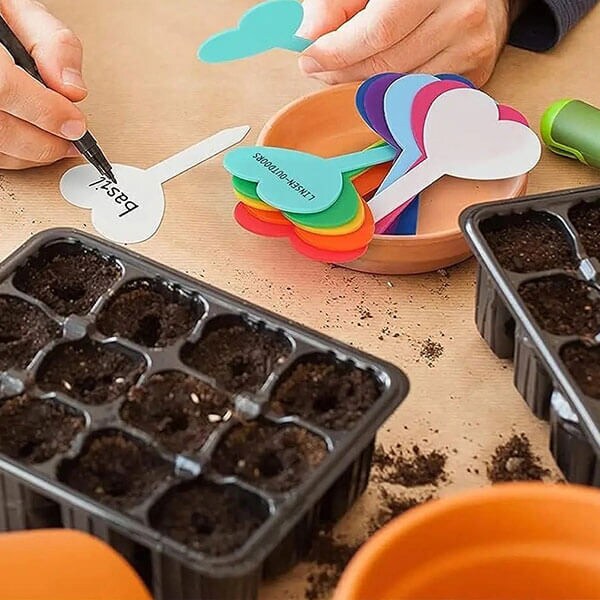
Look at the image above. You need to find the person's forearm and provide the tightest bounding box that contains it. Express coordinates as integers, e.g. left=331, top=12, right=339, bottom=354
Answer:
left=509, top=0, right=598, bottom=51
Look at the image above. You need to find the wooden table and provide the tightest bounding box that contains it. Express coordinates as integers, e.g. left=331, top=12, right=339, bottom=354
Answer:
left=3, top=2, right=600, bottom=597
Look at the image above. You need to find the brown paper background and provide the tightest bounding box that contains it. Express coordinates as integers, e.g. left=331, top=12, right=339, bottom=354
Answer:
left=2, top=2, right=600, bottom=597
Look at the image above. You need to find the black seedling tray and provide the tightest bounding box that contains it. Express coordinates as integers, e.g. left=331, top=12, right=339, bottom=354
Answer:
left=0, top=228, right=409, bottom=600
left=460, top=186, right=600, bottom=487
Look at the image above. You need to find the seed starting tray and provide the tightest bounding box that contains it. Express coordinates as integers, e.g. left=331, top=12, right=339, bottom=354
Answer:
left=0, top=228, right=409, bottom=600
left=460, top=186, right=600, bottom=487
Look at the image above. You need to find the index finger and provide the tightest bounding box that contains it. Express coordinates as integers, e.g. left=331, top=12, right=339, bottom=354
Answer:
left=301, top=0, right=438, bottom=73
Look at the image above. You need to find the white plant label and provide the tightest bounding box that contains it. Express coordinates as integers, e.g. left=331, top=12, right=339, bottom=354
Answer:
left=60, top=126, right=251, bottom=244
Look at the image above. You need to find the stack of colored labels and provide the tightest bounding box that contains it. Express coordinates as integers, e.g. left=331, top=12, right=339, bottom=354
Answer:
left=228, top=144, right=392, bottom=263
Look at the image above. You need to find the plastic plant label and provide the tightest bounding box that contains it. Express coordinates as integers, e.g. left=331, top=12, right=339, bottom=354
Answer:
left=368, top=88, right=542, bottom=223
left=375, top=76, right=472, bottom=234
left=198, top=0, right=311, bottom=63
left=60, top=126, right=250, bottom=244
left=223, top=144, right=395, bottom=214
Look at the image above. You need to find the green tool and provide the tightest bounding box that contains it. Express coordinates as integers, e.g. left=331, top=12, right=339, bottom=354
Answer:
left=541, top=99, right=600, bottom=169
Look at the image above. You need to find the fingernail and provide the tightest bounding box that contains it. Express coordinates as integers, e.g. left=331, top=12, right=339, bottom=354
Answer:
left=61, top=119, right=86, bottom=140
left=61, top=67, right=87, bottom=92
left=66, top=144, right=80, bottom=157
left=299, top=55, right=322, bottom=74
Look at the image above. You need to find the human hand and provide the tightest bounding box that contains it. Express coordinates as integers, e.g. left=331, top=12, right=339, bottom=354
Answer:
left=0, top=0, right=87, bottom=170
left=298, top=0, right=518, bottom=87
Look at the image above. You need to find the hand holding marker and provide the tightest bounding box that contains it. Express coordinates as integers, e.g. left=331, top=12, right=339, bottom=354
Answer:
left=0, top=7, right=116, bottom=183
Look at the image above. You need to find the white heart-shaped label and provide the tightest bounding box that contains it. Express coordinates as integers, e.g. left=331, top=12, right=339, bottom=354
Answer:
left=424, top=88, right=541, bottom=179
left=60, top=164, right=165, bottom=244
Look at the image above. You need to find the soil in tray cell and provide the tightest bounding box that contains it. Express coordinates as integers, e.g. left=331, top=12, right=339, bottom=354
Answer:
left=0, top=296, right=60, bottom=371
left=270, top=355, right=381, bottom=431
left=121, top=371, right=230, bottom=454
left=97, top=279, right=200, bottom=348
left=59, top=431, right=170, bottom=510
left=150, top=480, right=269, bottom=556
left=38, top=339, right=144, bottom=405
left=13, top=244, right=121, bottom=316
left=519, top=275, right=600, bottom=337
left=482, top=212, right=577, bottom=273
left=562, top=342, right=600, bottom=399
left=0, top=395, right=85, bottom=464
left=211, top=420, right=328, bottom=493
left=181, top=317, right=291, bottom=394
left=569, top=200, right=600, bottom=259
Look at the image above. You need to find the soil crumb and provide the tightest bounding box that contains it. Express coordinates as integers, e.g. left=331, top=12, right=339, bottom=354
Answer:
left=487, top=434, right=551, bottom=483
left=373, top=444, right=447, bottom=487
left=419, top=338, right=444, bottom=367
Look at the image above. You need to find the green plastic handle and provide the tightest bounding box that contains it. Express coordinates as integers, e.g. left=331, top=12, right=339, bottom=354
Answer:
left=540, top=99, right=600, bottom=169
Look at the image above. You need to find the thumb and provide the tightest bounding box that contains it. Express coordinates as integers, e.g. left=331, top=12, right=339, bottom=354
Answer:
left=298, top=0, right=367, bottom=39
left=0, top=0, right=87, bottom=102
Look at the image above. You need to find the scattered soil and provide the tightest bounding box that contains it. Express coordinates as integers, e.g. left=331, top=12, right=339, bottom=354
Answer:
left=305, top=531, right=362, bottom=600
left=150, top=481, right=267, bottom=556
left=0, top=296, right=60, bottom=371
left=569, top=201, right=600, bottom=259
left=367, top=488, right=430, bottom=536
left=562, top=343, right=600, bottom=399
left=487, top=434, right=550, bottom=482
left=373, top=444, right=447, bottom=487
left=97, top=280, right=199, bottom=347
left=121, top=371, right=230, bottom=454
left=212, top=421, right=328, bottom=493
left=519, top=275, right=600, bottom=336
left=0, top=395, right=84, bottom=464
left=60, top=431, right=170, bottom=510
left=38, top=339, right=144, bottom=405
left=181, top=321, right=290, bottom=394
left=420, top=338, right=444, bottom=367
left=483, top=212, right=577, bottom=272
left=304, top=489, right=431, bottom=600
left=14, top=246, right=121, bottom=315
left=270, top=359, right=380, bottom=430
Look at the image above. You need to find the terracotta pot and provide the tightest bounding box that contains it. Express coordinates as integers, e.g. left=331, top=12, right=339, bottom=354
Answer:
left=0, top=529, right=151, bottom=600
left=334, top=483, right=600, bottom=600
left=258, top=83, right=528, bottom=275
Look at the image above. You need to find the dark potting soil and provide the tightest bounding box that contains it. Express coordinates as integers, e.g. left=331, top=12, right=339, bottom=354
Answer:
left=121, top=371, right=230, bottom=454
left=60, top=431, right=170, bottom=510
left=0, top=395, right=84, bottom=464
left=97, top=280, right=199, bottom=348
left=483, top=212, right=577, bottom=273
left=487, top=434, right=550, bottom=483
left=150, top=481, right=267, bottom=556
left=569, top=200, right=600, bottom=259
left=212, top=421, right=328, bottom=493
left=562, top=343, right=600, bottom=399
left=519, top=275, right=600, bottom=337
left=372, top=444, right=447, bottom=487
left=13, top=247, right=121, bottom=315
left=270, top=360, right=380, bottom=430
left=38, top=339, right=144, bottom=405
left=0, top=296, right=60, bottom=371
left=181, top=322, right=291, bottom=394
